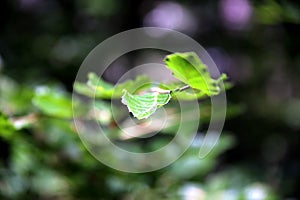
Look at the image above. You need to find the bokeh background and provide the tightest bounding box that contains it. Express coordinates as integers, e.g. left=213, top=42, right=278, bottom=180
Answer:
left=0, top=0, right=300, bottom=199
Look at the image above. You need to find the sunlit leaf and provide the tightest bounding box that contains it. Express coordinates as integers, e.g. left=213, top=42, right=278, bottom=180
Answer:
left=32, top=86, right=73, bottom=118
left=158, top=82, right=206, bottom=100
left=113, top=76, right=151, bottom=97
left=164, top=52, right=227, bottom=96
left=121, top=90, right=171, bottom=120
left=74, top=73, right=151, bottom=99
left=87, top=72, right=115, bottom=96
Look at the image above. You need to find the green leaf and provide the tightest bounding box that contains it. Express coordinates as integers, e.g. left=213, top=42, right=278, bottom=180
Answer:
left=73, top=82, right=94, bottom=97
left=113, top=76, right=151, bottom=97
left=32, top=86, right=73, bottom=118
left=87, top=72, right=115, bottom=97
left=0, top=112, right=15, bottom=140
left=158, top=82, right=206, bottom=100
left=121, top=90, right=171, bottom=120
left=0, top=75, right=34, bottom=115
left=164, top=52, right=227, bottom=96
left=74, top=73, right=151, bottom=99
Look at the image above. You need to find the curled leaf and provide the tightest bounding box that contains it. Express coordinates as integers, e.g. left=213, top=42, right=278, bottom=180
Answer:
left=121, top=90, right=171, bottom=120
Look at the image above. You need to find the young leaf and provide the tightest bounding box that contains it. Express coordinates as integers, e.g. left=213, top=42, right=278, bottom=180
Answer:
left=74, top=73, right=151, bottom=99
left=164, top=52, right=227, bottom=96
left=32, top=86, right=73, bottom=118
left=121, top=90, right=171, bottom=120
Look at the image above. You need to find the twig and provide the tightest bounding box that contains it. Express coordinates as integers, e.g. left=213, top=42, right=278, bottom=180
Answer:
left=150, top=85, right=191, bottom=94
left=171, top=85, right=190, bottom=93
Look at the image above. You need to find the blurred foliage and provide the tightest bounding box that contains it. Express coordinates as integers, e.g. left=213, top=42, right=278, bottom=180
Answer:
left=0, top=72, right=255, bottom=199
left=0, top=112, right=15, bottom=140
left=255, top=0, right=300, bottom=24
left=74, top=72, right=151, bottom=99
left=1, top=0, right=300, bottom=199
left=32, top=86, right=73, bottom=119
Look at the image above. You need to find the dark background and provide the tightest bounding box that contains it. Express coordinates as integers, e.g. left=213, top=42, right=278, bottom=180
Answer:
left=0, top=0, right=300, bottom=199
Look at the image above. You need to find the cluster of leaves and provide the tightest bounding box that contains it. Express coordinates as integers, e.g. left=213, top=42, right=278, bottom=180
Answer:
left=1, top=0, right=299, bottom=197
left=0, top=52, right=278, bottom=199
left=74, top=73, right=151, bottom=99
left=75, top=52, right=228, bottom=119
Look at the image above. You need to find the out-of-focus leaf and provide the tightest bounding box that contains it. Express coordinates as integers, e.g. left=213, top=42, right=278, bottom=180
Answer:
left=11, top=138, right=39, bottom=175
left=73, top=82, right=93, bottom=97
left=0, top=112, right=15, bottom=139
left=78, top=0, right=119, bottom=17
left=87, top=72, right=115, bottom=95
left=283, top=3, right=300, bottom=23
left=164, top=52, right=227, bottom=96
left=168, top=135, right=235, bottom=179
left=121, top=90, right=171, bottom=120
left=205, top=168, right=280, bottom=199
left=0, top=75, right=34, bottom=115
left=32, top=86, right=72, bottom=118
left=170, top=155, right=216, bottom=179
left=200, top=103, right=246, bottom=123
left=255, top=0, right=283, bottom=25
left=74, top=73, right=151, bottom=99
left=32, top=169, right=69, bottom=195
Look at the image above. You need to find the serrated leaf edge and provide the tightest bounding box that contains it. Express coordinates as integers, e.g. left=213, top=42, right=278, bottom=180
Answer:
left=121, top=90, right=171, bottom=120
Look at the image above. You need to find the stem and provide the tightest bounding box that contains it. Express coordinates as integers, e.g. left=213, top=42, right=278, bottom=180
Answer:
left=172, top=85, right=190, bottom=93
left=151, top=85, right=190, bottom=94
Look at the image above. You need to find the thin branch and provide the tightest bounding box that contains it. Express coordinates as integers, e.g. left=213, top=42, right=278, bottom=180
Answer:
left=171, top=85, right=190, bottom=93
left=150, top=85, right=191, bottom=94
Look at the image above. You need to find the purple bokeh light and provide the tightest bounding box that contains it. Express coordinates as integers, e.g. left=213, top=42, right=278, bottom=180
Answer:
left=220, top=0, right=252, bottom=30
left=19, top=0, right=39, bottom=7
left=143, top=2, right=197, bottom=34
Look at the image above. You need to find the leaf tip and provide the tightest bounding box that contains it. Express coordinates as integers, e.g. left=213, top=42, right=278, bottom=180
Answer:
left=121, top=89, right=128, bottom=105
